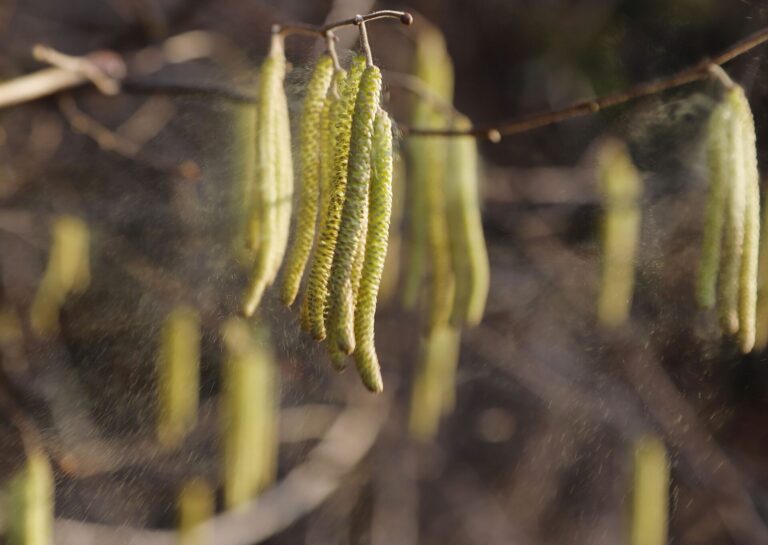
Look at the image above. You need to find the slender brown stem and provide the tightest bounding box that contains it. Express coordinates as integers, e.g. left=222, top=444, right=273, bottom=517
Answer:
left=404, top=25, right=768, bottom=141
left=359, top=20, right=373, bottom=67
left=275, top=10, right=412, bottom=38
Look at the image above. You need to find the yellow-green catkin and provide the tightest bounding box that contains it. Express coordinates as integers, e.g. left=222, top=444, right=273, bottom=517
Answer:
left=281, top=55, right=335, bottom=306
left=234, top=103, right=257, bottom=256
left=377, top=151, right=405, bottom=304
left=272, top=74, right=294, bottom=278
left=243, top=33, right=288, bottom=316
left=755, top=185, right=768, bottom=350
left=733, top=87, right=760, bottom=353
left=156, top=305, right=200, bottom=449
left=352, top=111, right=393, bottom=393
left=596, top=139, right=643, bottom=328
left=178, top=478, right=214, bottom=545
left=403, top=25, right=454, bottom=310
left=717, top=89, right=748, bottom=335
left=304, top=56, right=367, bottom=340
left=446, top=116, right=490, bottom=327
left=325, top=65, right=382, bottom=357
left=221, top=317, right=279, bottom=510
left=629, top=436, right=669, bottom=545
left=408, top=324, right=461, bottom=441
left=697, top=98, right=730, bottom=309
left=7, top=450, right=54, bottom=545
left=30, top=215, right=90, bottom=336
left=300, top=68, right=347, bottom=332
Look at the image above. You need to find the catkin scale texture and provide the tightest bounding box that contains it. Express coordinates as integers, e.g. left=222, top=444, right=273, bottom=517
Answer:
left=280, top=55, right=334, bottom=306
left=353, top=111, right=393, bottom=393
left=304, top=56, right=367, bottom=339
left=325, top=65, right=382, bottom=354
left=243, top=35, right=287, bottom=316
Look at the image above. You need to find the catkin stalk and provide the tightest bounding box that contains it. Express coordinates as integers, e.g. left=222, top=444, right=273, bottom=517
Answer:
left=304, top=56, right=367, bottom=339
left=446, top=116, right=490, bottom=327
left=243, top=34, right=288, bottom=316
left=353, top=111, right=393, bottom=392
left=221, top=318, right=279, bottom=510
left=596, top=139, right=643, bottom=328
left=281, top=55, right=335, bottom=306
left=629, top=436, right=669, bottom=545
left=7, top=451, right=54, bottom=545
left=156, top=305, right=200, bottom=449
left=325, top=65, right=382, bottom=356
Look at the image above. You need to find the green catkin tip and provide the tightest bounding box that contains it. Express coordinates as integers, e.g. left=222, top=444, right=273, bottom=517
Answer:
left=178, top=478, right=214, bottom=545
left=446, top=116, right=490, bottom=328
left=280, top=55, right=335, bottom=307
left=352, top=111, right=393, bottom=393
left=596, top=139, right=643, bottom=328
left=304, top=56, right=367, bottom=339
left=30, top=215, right=90, bottom=337
left=156, top=305, right=200, bottom=449
left=629, top=436, right=669, bottom=545
left=243, top=34, right=288, bottom=316
left=325, top=65, right=382, bottom=360
left=7, top=450, right=54, bottom=545
left=221, top=318, right=279, bottom=510
left=697, top=98, right=730, bottom=309
left=717, top=87, right=748, bottom=335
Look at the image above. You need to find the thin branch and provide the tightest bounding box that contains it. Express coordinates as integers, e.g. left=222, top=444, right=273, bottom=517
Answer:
left=404, top=25, right=768, bottom=141
left=274, top=9, right=412, bottom=38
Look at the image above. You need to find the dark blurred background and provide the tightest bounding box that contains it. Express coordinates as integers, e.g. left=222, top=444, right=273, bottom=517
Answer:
left=2, top=1, right=768, bottom=544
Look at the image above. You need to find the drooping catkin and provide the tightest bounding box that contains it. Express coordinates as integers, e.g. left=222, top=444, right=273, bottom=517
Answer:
left=352, top=111, right=393, bottom=393
left=178, top=478, right=214, bottom=545
left=325, top=65, right=382, bottom=355
left=7, top=450, right=54, bottom=545
left=755, top=187, right=768, bottom=350
left=243, top=34, right=288, bottom=316
left=280, top=55, right=335, bottom=306
left=377, top=151, right=405, bottom=304
left=629, top=436, right=669, bottom=545
left=733, top=87, right=760, bottom=353
left=300, top=68, right=348, bottom=332
left=30, top=215, right=90, bottom=336
left=717, top=89, right=747, bottom=335
left=233, top=103, right=258, bottom=255
left=697, top=99, right=729, bottom=309
left=156, top=305, right=200, bottom=449
left=304, top=56, right=367, bottom=339
left=333, top=205, right=368, bottom=359
left=221, top=317, right=279, bottom=510
left=596, top=139, right=643, bottom=328
left=408, top=324, right=461, bottom=441
left=446, top=116, right=490, bottom=328
left=403, top=24, right=454, bottom=310
left=271, top=77, right=294, bottom=278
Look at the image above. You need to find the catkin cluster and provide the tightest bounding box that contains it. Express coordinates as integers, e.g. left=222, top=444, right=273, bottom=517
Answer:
left=697, top=84, right=760, bottom=353
left=404, top=25, right=490, bottom=439
left=278, top=53, right=395, bottom=393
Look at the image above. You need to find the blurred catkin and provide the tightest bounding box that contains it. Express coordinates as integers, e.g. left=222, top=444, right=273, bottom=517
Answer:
left=178, top=478, right=214, bottom=545
left=629, top=436, right=669, bottom=545
left=221, top=317, right=279, bottom=510
left=596, top=139, right=642, bottom=328
left=446, top=116, right=490, bottom=328
left=30, top=215, right=90, bottom=336
left=7, top=451, right=54, bottom=545
left=156, top=305, right=200, bottom=449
